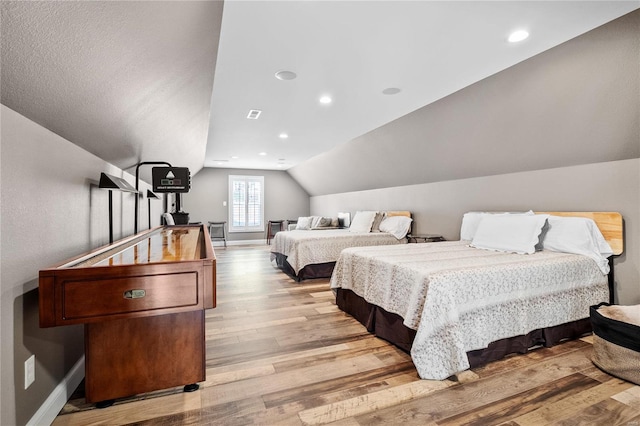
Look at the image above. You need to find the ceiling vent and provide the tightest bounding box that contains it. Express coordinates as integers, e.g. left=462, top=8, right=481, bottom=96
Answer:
left=247, top=109, right=262, bottom=119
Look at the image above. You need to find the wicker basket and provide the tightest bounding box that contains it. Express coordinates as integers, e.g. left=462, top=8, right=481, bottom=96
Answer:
left=590, top=302, right=640, bottom=385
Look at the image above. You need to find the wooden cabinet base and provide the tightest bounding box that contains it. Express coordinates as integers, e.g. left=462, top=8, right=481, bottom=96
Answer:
left=84, top=310, right=205, bottom=403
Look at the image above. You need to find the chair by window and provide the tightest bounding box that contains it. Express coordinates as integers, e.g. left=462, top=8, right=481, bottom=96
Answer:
left=162, top=212, right=175, bottom=226
left=266, top=220, right=284, bottom=245
left=208, top=221, right=227, bottom=248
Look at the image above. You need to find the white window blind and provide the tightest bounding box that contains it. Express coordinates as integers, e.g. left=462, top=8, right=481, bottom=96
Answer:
left=228, top=175, right=264, bottom=232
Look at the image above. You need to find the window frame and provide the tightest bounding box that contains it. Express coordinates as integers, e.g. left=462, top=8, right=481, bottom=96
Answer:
left=228, top=175, right=264, bottom=233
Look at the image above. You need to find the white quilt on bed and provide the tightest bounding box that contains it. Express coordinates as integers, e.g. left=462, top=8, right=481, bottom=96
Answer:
left=270, top=229, right=405, bottom=274
left=330, top=241, right=608, bottom=380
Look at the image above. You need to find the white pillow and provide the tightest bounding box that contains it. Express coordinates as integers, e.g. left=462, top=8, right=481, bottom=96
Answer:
left=379, top=215, right=413, bottom=239
left=460, top=212, right=485, bottom=240
left=309, top=216, right=322, bottom=228
left=349, top=211, right=378, bottom=233
left=312, top=217, right=333, bottom=228
left=542, top=216, right=613, bottom=274
left=460, top=211, right=534, bottom=240
left=471, top=214, right=549, bottom=254
left=295, top=216, right=312, bottom=230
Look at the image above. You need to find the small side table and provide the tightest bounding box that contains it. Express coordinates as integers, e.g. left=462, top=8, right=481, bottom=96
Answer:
left=407, top=234, right=445, bottom=243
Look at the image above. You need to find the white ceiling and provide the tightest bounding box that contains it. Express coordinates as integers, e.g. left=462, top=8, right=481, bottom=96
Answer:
left=205, top=1, right=639, bottom=171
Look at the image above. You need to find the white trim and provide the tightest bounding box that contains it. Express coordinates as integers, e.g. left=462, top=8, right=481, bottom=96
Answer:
left=27, top=356, right=85, bottom=426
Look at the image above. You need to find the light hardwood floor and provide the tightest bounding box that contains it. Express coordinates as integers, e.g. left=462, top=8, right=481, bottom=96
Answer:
left=54, top=245, right=640, bottom=425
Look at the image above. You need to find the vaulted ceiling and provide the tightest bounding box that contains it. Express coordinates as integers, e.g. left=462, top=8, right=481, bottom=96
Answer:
left=2, top=1, right=638, bottom=182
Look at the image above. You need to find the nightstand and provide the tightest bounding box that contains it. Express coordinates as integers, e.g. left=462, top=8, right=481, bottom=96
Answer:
left=407, top=234, right=445, bottom=243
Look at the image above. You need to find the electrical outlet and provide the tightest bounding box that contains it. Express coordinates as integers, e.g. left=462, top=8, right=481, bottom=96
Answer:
left=223, top=201, right=227, bottom=207
left=24, top=355, right=35, bottom=389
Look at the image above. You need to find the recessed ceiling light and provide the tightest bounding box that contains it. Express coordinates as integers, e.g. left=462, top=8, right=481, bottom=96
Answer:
left=508, top=30, right=529, bottom=43
left=231, top=156, right=239, bottom=159
left=319, top=95, right=332, bottom=104
left=279, top=133, right=289, bottom=139
left=275, top=70, right=297, bottom=81
left=382, top=87, right=401, bottom=95
left=258, top=152, right=267, bottom=156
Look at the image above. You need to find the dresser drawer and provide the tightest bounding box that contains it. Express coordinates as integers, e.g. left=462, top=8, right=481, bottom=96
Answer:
left=62, top=272, right=199, bottom=320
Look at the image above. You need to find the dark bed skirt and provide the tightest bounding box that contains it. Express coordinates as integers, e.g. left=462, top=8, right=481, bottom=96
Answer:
left=335, top=288, right=592, bottom=370
left=273, top=252, right=336, bottom=282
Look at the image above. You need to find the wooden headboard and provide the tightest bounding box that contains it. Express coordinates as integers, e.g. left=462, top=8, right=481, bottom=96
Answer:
left=537, top=212, right=623, bottom=256
left=385, top=211, right=411, bottom=218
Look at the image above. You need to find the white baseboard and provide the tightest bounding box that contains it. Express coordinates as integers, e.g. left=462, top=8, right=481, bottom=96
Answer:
left=27, top=356, right=85, bottom=426
left=212, top=239, right=266, bottom=247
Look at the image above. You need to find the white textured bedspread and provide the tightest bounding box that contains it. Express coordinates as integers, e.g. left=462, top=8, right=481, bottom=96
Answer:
left=270, top=229, right=405, bottom=274
left=330, top=241, right=608, bottom=380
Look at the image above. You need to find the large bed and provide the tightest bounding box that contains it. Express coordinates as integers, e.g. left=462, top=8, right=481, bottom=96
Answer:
left=271, top=211, right=412, bottom=281
left=330, top=212, right=623, bottom=380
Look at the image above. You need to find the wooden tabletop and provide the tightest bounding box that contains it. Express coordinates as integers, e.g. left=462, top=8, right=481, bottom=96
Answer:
left=92, top=227, right=201, bottom=266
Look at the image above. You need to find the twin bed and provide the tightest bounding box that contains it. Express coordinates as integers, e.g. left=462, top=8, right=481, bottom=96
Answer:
left=330, top=211, right=623, bottom=380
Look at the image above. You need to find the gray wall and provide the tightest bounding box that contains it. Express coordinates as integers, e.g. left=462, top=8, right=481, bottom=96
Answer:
left=289, top=10, right=639, bottom=196
left=183, top=167, right=310, bottom=242
left=311, top=159, right=640, bottom=305
left=0, top=105, right=163, bottom=425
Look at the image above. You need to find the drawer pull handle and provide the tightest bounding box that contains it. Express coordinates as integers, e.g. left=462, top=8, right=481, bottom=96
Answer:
left=123, top=289, right=146, bottom=299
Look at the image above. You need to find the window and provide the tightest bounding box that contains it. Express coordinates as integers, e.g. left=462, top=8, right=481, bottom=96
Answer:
left=228, top=175, right=264, bottom=233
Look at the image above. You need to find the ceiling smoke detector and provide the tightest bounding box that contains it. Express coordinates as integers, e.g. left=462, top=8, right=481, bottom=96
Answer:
left=275, top=70, right=297, bottom=81
left=382, top=87, right=401, bottom=95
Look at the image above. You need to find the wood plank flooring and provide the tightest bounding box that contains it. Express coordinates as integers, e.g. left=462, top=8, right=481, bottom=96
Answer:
left=53, top=245, right=640, bottom=425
